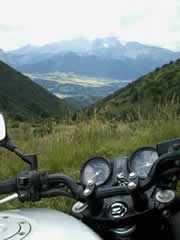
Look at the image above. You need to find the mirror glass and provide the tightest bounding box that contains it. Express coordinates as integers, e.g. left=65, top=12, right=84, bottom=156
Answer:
left=0, top=114, right=6, bottom=142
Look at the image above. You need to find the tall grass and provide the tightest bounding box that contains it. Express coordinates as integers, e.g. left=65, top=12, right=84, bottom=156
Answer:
left=0, top=103, right=180, bottom=212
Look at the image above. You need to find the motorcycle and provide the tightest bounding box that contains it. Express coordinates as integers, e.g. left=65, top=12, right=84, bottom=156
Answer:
left=1, top=113, right=180, bottom=240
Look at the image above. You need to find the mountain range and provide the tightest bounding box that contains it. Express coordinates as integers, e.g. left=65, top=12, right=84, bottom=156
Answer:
left=3, top=37, right=180, bottom=80
left=17, top=52, right=162, bottom=80
left=8, top=37, right=180, bottom=60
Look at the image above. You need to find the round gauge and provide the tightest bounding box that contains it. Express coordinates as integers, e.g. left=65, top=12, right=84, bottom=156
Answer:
left=129, top=147, right=159, bottom=178
left=80, top=157, right=111, bottom=186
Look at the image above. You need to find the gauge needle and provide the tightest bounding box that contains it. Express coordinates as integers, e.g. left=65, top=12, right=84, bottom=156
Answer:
left=96, top=170, right=102, bottom=176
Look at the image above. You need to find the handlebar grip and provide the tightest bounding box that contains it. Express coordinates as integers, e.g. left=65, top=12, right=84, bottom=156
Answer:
left=0, top=178, right=17, bottom=194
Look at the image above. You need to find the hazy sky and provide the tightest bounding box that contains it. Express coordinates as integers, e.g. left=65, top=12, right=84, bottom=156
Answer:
left=0, top=0, right=180, bottom=51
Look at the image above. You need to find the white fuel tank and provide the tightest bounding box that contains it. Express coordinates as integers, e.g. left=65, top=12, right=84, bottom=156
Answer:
left=0, top=208, right=102, bottom=240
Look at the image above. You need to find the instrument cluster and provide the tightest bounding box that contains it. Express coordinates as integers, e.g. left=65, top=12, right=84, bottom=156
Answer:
left=80, top=147, right=159, bottom=187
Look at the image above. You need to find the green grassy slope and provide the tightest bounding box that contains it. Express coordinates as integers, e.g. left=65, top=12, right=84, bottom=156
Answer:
left=0, top=61, right=71, bottom=121
left=85, top=59, right=180, bottom=120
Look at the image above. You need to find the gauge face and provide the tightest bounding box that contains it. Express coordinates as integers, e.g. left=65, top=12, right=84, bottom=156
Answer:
left=130, top=147, right=158, bottom=178
left=80, top=157, right=111, bottom=186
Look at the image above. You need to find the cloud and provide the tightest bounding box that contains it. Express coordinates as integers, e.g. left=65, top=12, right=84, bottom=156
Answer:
left=0, top=0, right=180, bottom=50
left=0, top=25, right=15, bottom=32
left=0, top=25, right=25, bottom=32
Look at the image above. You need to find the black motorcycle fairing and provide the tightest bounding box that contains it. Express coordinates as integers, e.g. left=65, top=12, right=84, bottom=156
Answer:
left=157, top=138, right=180, bottom=156
left=168, top=212, right=180, bottom=240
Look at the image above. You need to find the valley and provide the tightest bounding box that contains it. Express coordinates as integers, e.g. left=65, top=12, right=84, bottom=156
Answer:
left=25, top=72, right=133, bottom=109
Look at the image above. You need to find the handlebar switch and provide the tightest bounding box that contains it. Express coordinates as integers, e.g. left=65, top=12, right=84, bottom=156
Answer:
left=40, top=171, right=48, bottom=190
left=16, top=170, right=41, bottom=202
left=17, top=176, right=29, bottom=187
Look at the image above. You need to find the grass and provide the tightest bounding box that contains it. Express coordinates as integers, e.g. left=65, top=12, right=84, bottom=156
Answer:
left=0, top=103, right=180, bottom=212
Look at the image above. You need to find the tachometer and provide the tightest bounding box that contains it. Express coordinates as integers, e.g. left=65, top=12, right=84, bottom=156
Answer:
left=129, top=147, right=159, bottom=178
left=80, top=157, right=111, bottom=186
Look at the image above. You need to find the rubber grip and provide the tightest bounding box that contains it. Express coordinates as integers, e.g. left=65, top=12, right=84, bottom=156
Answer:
left=0, top=178, right=17, bottom=194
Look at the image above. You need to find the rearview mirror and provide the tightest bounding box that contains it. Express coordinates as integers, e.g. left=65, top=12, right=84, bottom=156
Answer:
left=0, top=113, right=7, bottom=143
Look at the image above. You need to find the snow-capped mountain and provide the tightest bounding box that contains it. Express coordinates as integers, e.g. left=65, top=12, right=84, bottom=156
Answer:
left=5, top=37, right=180, bottom=80
left=9, top=37, right=180, bottom=65
left=90, top=37, right=180, bottom=60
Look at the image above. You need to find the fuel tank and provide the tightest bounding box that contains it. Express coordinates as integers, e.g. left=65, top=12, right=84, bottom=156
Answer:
left=0, top=208, right=102, bottom=240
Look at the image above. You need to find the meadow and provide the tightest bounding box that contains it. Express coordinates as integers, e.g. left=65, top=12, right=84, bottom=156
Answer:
left=0, top=102, right=180, bottom=212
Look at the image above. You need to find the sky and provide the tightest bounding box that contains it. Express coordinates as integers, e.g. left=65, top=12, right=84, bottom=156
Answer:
left=0, top=0, right=180, bottom=51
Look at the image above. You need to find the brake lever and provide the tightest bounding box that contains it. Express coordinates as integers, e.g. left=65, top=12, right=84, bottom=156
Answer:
left=0, top=193, right=18, bottom=205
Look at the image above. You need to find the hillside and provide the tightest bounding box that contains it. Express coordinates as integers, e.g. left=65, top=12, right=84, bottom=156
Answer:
left=0, top=61, right=71, bottom=121
left=85, top=59, right=180, bottom=120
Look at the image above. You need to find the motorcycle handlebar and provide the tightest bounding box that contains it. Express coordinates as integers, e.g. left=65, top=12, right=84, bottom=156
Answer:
left=47, top=175, right=130, bottom=200
left=0, top=150, right=180, bottom=202
left=0, top=173, right=83, bottom=201
left=47, top=173, right=83, bottom=200
left=40, top=188, right=75, bottom=199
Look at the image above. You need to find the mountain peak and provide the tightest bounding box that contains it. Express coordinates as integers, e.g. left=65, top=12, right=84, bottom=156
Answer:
left=9, top=44, right=38, bottom=55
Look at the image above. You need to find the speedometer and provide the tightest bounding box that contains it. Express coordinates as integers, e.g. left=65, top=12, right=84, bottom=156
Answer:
left=80, top=157, right=111, bottom=186
left=129, top=147, right=159, bottom=178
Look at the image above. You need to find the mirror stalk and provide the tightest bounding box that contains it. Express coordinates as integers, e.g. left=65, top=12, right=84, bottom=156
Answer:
left=4, top=138, right=38, bottom=170
left=4, top=138, right=16, bottom=151
left=14, top=149, right=38, bottom=170
left=0, top=114, right=38, bottom=170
